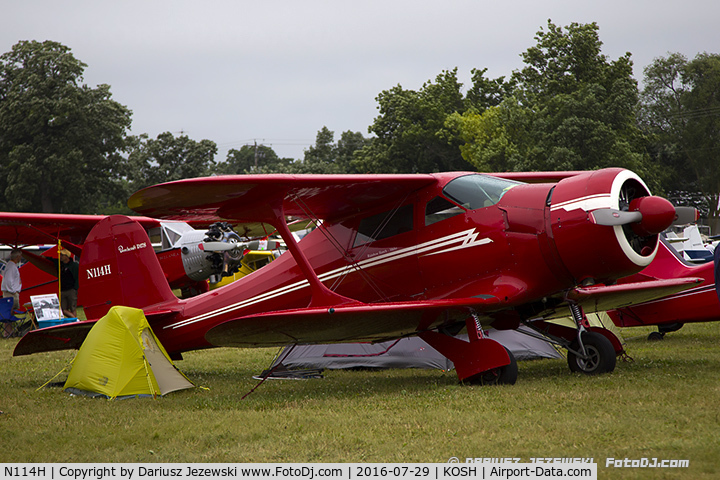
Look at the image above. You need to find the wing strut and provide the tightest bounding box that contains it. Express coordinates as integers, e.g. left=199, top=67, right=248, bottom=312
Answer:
left=270, top=203, right=359, bottom=309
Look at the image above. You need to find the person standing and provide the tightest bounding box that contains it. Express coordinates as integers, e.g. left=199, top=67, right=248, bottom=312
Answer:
left=1, top=249, right=23, bottom=309
left=57, top=249, right=79, bottom=318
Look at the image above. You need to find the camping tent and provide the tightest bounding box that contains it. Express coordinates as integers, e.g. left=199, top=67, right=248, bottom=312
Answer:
left=270, top=326, right=562, bottom=372
left=63, top=306, right=194, bottom=399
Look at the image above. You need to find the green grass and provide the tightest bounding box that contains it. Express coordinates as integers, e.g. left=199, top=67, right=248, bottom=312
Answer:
left=2, top=323, right=720, bottom=479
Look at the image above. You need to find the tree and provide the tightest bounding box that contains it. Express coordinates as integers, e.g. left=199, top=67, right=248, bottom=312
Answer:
left=301, top=126, right=340, bottom=172
left=513, top=20, right=649, bottom=174
left=464, top=67, right=515, bottom=111
left=216, top=129, right=369, bottom=175
left=681, top=53, right=720, bottom=205
left=218, top=143, right=291, bottom=174
left=514, top=21, right=615, bottom=101
left=124, top=132, right=217, bottom=192
left=297, top=127, right=371, bottom=173
left=449, top=20, right=651, bottom=181
left=640, top=52, right=720, bottom=226
left=244, top=127, right=369, bottom=174
left=335, top=130, right=372, bottom=173
left=353, top=69, right=476, bottom=173
left=446, top=97, right=533, bottom=172
left=0, top=40, right=132, bottom=213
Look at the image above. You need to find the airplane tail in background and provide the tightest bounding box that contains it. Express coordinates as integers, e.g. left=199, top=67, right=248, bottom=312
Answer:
left=79, top=215, right=178, bottom=319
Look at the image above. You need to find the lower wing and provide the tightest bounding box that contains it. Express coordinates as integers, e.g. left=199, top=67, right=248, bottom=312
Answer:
left=205, top=278, right=704, bottom=347
left=13, top=320, right=96, bottom=356
left=13, top=309, right=179, bottom=357
left=205, top=296, right=502, bottom=347
left=558, top=277, right=704, bottom=319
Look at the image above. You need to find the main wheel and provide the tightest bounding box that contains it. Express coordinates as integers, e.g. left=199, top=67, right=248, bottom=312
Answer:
left=567, top=331, right=616, bottom=375
left=468, top=347, right=518, bottom=385
left=647, top=331, right=665, bottom=341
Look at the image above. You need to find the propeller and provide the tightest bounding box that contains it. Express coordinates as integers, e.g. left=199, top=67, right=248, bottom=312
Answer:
left=200, top=239, right=270, bottom=253
left=590, top=209, right=642, bottom=226
left=674, top=206, right=700, bottom=225
left=590, top=196, right=699, bottom=236
left=199, top=241, right=242, bottom=252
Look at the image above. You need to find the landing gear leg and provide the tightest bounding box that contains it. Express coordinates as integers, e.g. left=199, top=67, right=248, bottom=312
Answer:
left=465, top=314, right=517, bottom=385
left=419, top=313, right=517, bottom=385
left=566, top=303, right=616, bottom=375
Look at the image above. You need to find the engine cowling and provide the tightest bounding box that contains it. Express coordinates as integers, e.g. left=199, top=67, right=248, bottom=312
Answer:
left=548, top=168, right=676, bottom=285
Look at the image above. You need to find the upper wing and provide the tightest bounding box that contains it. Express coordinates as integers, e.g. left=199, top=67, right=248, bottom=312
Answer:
left=0, top=212, right=110, bottom=248
left=0, top=212, right=219, bottom=250
left=128, top=174, right=438, bottom=224
left=0, top=212, right=167, bottom=249
left=490, top=171, right=585, bottom=183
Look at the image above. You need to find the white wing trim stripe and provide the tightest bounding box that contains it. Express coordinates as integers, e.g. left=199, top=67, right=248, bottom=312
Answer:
left=165, top=228, right=492, bottom=329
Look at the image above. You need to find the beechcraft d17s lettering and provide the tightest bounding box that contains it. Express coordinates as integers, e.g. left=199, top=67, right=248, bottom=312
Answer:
left=14, top=169, right=701, bottom=385
left=118, top=242, right=148, bottom=253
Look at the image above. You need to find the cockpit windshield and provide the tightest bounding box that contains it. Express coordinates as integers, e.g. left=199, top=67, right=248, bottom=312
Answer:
left=442, top=174, right=522, bottom=210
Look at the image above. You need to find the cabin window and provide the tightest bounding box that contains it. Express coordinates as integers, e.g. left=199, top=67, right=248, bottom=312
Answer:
left=442, top=174, right=521, bottom=210
left=353, top=204, right=414, bottom=247
left=425, top=196, right=464, bottom=226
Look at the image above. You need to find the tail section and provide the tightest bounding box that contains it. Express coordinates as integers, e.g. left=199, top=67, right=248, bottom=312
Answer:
left=79, top=215, right=178, bottom=319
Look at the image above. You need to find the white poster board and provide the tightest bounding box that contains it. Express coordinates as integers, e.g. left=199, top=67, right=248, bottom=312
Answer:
left=30, top=294, right=63, bottom=321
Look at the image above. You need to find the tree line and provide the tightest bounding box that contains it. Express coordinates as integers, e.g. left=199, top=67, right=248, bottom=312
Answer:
left=1, top=21, right=719, bottom=224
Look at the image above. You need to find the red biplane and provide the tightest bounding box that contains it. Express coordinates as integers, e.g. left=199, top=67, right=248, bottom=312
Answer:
left=13, top=169, right=701, bottom=384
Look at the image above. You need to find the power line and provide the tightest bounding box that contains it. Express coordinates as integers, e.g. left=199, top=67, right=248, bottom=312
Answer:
left=665, top=105, right=720, bottom=120
left=216, top=138, right=315, bottom=149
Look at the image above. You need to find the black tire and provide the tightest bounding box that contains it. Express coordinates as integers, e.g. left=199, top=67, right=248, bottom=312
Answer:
left=467, top=347, right=518, bottom=385
left=567, top=331, right=616, bottom=375
left=647, top=331, right=665, bottom=341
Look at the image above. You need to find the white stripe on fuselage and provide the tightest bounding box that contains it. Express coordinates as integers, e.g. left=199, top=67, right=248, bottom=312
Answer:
left=165, top=228, right=493, bottom=330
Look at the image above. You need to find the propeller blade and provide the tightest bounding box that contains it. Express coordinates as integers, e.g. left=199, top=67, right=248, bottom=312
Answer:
left=200, top=241, right=243, bottom=252
left=673, top=206, right=699, bottom=225
left=590, top=209, right=642, bottom=226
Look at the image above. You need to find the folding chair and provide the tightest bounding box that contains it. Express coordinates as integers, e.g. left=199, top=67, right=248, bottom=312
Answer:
left=0, top=297, right=29, bottom=338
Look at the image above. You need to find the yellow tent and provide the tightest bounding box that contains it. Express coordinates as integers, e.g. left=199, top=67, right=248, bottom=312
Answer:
left=63, top=306, right=194, bottom=399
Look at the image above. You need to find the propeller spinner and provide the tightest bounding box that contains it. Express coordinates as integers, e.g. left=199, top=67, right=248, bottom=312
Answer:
left=590, top=197, right=699, bottom=236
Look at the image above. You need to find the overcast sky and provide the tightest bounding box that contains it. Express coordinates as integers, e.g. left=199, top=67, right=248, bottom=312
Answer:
left=3, top=1, right=719, bottom=162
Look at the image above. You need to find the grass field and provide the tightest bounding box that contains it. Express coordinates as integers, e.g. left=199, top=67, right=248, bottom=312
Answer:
left=2, top=322, right=719, bottom=479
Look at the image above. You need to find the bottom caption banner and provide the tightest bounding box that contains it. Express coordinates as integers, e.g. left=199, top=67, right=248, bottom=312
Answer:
left=2, top=464, right=597, bottom=480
